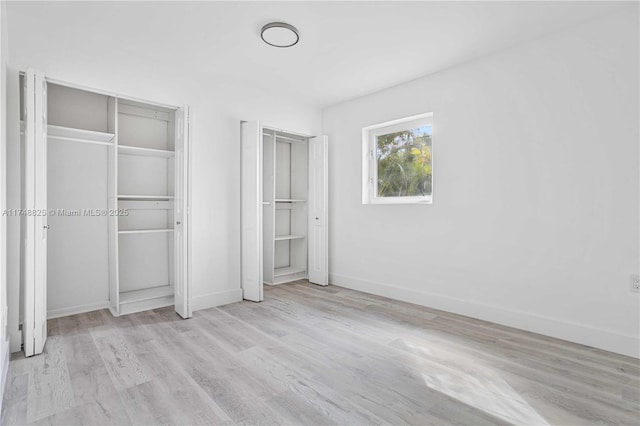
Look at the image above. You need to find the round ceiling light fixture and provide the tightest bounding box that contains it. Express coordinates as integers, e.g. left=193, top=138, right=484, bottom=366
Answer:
left=261, top=22, right=299, bottom=48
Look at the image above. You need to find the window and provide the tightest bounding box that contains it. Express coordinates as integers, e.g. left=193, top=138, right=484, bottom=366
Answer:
left=362, top=113, right=433, bottom=204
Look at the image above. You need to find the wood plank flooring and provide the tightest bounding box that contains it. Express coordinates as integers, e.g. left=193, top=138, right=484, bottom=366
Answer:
left=2, top=281, right=639, bottom=425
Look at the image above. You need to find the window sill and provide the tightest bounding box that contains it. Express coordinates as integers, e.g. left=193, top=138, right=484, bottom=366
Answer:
left=364, top=196, right=433, bottom=205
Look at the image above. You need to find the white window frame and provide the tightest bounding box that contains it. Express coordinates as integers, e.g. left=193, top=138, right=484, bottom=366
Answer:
left=362, top=112, right=433, bottom=205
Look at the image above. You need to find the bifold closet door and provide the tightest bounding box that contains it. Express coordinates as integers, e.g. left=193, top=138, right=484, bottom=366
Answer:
left=23, top=69, right=48, bottom=356
left=174, top=107, right=191, bottom=318
left=240, top=120, right=263, bottom=302
left=308, top=136, right=328, bottom=286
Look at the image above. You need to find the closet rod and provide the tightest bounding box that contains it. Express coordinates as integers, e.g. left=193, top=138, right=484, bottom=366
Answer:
left=275, top=134, right=307, bottom=143
left=48, top=135, right=114, bottom=147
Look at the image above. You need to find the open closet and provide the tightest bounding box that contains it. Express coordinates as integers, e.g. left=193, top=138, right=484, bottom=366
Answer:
left=21, top=69, right=191, bottom=357
left=240, top=121, right=328, bottom=302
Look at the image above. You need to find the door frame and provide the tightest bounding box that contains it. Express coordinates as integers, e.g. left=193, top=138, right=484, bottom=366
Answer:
left=21, top=73, right=193, bottom=356
left=240, top=121, right=328, bottom=301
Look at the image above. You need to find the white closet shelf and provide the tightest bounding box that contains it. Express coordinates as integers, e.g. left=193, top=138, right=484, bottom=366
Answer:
left=120, top=285, right=173, bottom=304
left=48, top=124, right=115, bottom=145
left=118, top=195, right=175, bottom=200
left=119, top=286, right=174, bottom=315
left=274, top=266, right=306, bottom=277
left=118, top=200, right=172, bottom=210
left=274, top=234, right=305, bottom=241
left=119, top=145, right=175, bottom=158
left=275, top=199, right=306, bottom=203
left=118, top=229, right=174, bottom=235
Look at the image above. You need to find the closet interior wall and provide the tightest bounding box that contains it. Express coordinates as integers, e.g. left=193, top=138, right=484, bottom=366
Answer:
left=263, top=128, right=309, bottom=285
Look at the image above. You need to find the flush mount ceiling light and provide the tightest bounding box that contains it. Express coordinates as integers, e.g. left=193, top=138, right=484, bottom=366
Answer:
left=261, top=22, right=299, bottom=48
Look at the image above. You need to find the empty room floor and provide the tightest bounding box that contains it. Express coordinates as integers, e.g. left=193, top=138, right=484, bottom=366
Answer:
left=2, top=281, right=639, bottom=425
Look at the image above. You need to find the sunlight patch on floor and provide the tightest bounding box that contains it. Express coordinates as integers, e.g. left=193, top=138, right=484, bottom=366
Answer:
left=421, top=371, right=549, bottom=425
left=398, top=338, right=549, bottom=425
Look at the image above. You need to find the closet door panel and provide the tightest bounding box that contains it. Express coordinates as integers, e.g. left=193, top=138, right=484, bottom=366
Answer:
left=262, top=132, right=275, bottom=285
left=23, top=70, right=36, bottom=356
left=240, top=121, right=263, bottom=301
left=34, top=73, right=49, bottom=353
left=308, top=136, right=329, bottom=286
left=173, top=106, right=190, bottom=318
left=23, top=69, right=48, bottom=356
left=33, top=72, right=48, bottom=353
left=107, top=97, right=119, bottom=315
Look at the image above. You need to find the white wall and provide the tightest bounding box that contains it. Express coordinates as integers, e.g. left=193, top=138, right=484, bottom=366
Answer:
left=4, top=9, right=321, bottom=349
left=323, top=8, right=640, bottom=358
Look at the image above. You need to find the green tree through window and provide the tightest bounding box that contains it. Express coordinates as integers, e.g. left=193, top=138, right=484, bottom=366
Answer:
left=376, top=125, right=432, bottom=197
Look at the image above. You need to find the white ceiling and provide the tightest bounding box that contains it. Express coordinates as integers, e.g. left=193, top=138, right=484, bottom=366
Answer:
left=6, top=1, right=627, bottom=108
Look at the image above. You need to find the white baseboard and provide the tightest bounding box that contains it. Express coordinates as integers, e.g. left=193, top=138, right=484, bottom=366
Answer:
left=1, top=337, right=10, bottom=417
left=47, top=289, right=243, bottom=319
left=47, top=301, right=109, bottom=319
left=330, top=273, right=640, bottom=359
left=191, top=288, right=242, bottom=312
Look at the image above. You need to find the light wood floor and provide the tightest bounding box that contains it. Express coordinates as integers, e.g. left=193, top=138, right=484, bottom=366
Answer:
left=2, top=281, right=639, bottom=425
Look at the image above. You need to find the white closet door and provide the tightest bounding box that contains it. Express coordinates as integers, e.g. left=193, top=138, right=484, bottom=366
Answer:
left=241, top=121, right=263, bottom=301
left=23, top=70, right=48, bottom=356
left=308, top=136, right=328, bottom=286
left=174, top=107, right=191, bottom=318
